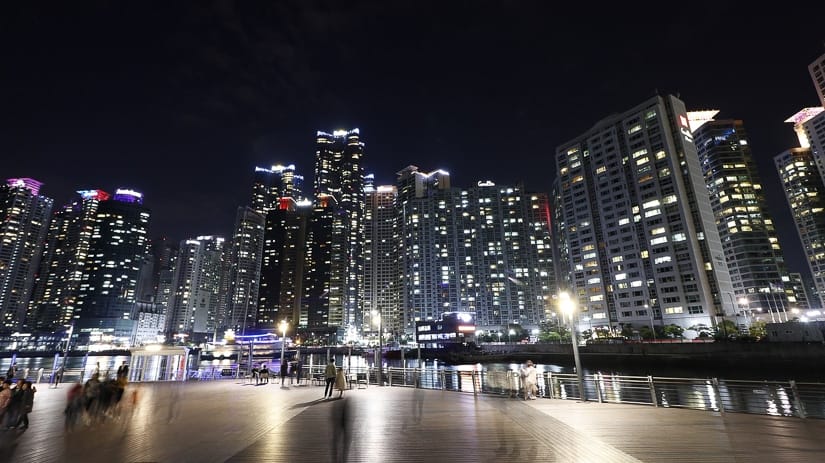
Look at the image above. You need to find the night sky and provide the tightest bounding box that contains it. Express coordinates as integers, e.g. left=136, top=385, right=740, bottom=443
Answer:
left=2, top=2, right=824, bottom=275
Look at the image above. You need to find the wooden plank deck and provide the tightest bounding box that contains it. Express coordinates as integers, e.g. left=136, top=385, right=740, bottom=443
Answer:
left=2, top=379, right=824, bottom=462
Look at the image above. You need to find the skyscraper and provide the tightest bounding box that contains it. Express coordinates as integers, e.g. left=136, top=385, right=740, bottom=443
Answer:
left=775, top=147, right=825, bottom=307
left=27, top=189, right=108, bottom=331
left=397, top=166, right=555, bottom=332
left=258, top=198, right=310, bottom=330
left=553, top=95, right=734, bottom=333
left=225, top=206, right=265, bottom=335
left=251, top=164, right=305, bottom=216
left=303, top=129, right=365, bottom=337
left=74, top=188, right=150, bottom=342
left=167, top=235, right=226, bottom=342
left=0, top=178, right=53, bottom=332
left=364, top=180, right=400, bottom=339
left=690, top=114, right=792, bottom=324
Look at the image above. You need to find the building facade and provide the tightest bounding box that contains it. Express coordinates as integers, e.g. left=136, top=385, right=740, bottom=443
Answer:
left=691, top=115, right=793, bottom=325
left=553, top=95, right=734, bottom=333
left=27, top=189, right=108, bottom=332
left=0, top=178, right=53, bottom=332
left=363, top=181, right=401, bottom=340
left=397, top=166, right=555, bottom=333
left=74, top=188, right=151, bottom=342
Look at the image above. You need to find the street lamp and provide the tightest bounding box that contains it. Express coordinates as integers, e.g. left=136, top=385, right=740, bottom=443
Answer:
left=372, top=310, right=383, bottom=386
left=508, top=328, right=515, bottom=344
left=279, top=319, right=288, bottom=386
left=644, top=304, right=656, bottom=341
left=497, top=331, right=502, bottom=343
left=738, top=297, right=751, bottom=324
left=559, top=291, right=585, bottom=401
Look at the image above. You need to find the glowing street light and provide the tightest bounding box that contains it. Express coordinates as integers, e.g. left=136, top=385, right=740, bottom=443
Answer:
left=279, top=319, right=288, bottom=387
left=508, top=328, right=515, bottom=344
left=372, top=310, right=383, bottom=386
left=559, top=291, right=585, bottom=400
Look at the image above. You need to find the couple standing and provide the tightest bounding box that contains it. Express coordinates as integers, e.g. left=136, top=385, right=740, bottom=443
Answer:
left=324, top=360, right=347, bottom=399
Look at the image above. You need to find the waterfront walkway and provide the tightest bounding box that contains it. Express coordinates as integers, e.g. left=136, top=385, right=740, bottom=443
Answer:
left=2, top=379, right=825, bottom=463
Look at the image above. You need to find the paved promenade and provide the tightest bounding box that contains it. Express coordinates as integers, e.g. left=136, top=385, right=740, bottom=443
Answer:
left=2, top=378, right=824, bottom=462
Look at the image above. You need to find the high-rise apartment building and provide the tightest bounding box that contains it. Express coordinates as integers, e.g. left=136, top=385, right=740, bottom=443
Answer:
left=397, top=166, right=555, bottom=332
left=363, top=180, right=401, bottom=339
left=0, top=178, right=53, bottom=332
left=251, top=164, right=305, bottom=215
left=27, top=189, right=108, bottom=331
left=690, top=114, right=793, bottom=324
left=809, top=52, right=825, bottom=108
left=225, top=206, right=265, bottom=335
left=775, top=147, right=825, bottom=306
left=74, top=188, right=150, bottom=341
left=166, top=235, right=226, bottom=342
left=302, top=129, right=365, bottom=336
left=554, top=95, right=734, bottom=333
left=258, top=199, right=310, bottom=330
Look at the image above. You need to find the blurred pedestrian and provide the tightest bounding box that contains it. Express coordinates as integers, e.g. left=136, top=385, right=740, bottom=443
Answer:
left=14, top=381, right=35, bottom=430
left=331, top=396, right=352, bottom=462
left=5, top=364, right=16, bottom=380
left=53, top=365, right=64, bottom=388
left=334, top=367, right=347, bottom=398
left=519, top=360, right=538, bottom=400
left=280, top=361, right=288, bottom=385
left=251, top=365, right=259, bottom=385
left=64, top=382, right=83, bottom=431
left=295, top=358, right=304, bottom=385
left=324, top=360, right=337, bottom=399
left=0, top=380, right=12, bottom=423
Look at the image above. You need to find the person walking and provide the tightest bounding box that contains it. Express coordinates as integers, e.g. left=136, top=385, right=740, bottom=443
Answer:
left=14, top=381, right=35, bottom=430
left=324, top=360, right=337, bottom=399
left=519, top=360, right=538, bottom=400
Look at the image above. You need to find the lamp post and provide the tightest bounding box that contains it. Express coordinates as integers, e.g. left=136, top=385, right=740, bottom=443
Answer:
left=497, top=331, right=502, bottom=343
left=372, top=310, right=383, bottom=386
left=279, top=319, right=288, bottom=384
left=559, top=291, right=585, bottom=401
left=738, top=297, right=751, bottom=325
left=644, top=304, right=656, bottom=341
left=508, top=328, right=515, bottom=344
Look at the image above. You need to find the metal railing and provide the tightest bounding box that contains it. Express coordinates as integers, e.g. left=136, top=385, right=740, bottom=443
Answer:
left=358, top=367, right=825, bottom=420
left=36, top=364, right=825, bottom=419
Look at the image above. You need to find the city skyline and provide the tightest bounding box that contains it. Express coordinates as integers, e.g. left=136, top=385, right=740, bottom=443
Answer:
left=2, top=2, right=825, bottom=274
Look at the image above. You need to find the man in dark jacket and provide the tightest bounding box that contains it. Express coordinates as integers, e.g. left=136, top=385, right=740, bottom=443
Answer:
left=14, top=381, right=35, bottom=430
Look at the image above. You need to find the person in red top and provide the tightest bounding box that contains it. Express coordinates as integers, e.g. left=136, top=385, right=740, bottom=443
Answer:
left=64, top=382, right=84, bottom=431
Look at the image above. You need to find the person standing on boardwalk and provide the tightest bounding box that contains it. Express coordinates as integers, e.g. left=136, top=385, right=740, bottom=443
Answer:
left=279, top=361, right=289, bottom=385
left=519, top=360, right=538, bottom=400
left=334, top=367, right=347, bottom=398
left=324, top=360, right=337, bottom=398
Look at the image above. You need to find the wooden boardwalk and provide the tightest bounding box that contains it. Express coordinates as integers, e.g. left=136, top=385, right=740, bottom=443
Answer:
left=2, top=379, right=825, bottom=462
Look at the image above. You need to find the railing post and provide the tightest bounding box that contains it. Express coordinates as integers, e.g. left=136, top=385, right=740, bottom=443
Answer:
left=790, top=380, right=807, bottom=419
left=648, top=375, right=658, bottom=407
left=595, top=373, right=603, bottom=403
left=712, top=378, right=725, bottom=415
left=547, top=372, right=554, bottom=399
left=389, top=367, right=393, bottom=387
left=472, top=371, right=478, bottom=397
